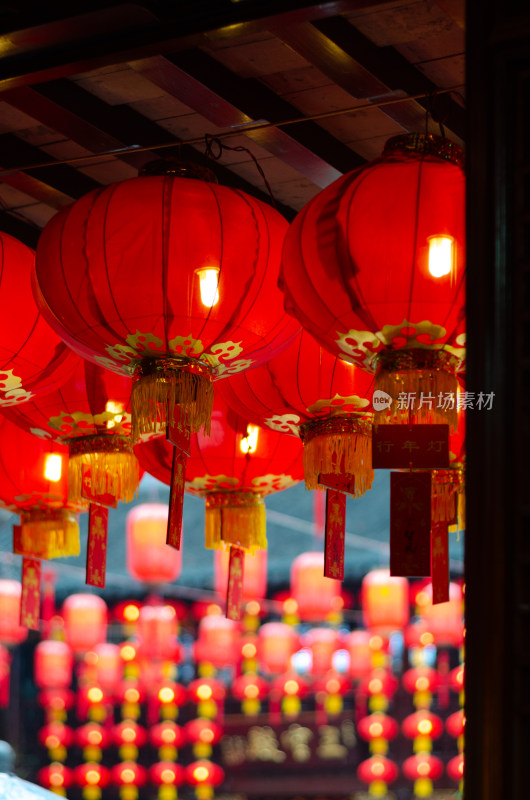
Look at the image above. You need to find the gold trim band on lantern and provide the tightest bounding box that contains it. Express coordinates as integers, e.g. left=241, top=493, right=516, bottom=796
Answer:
left=133, top=355, right=214, bottom=384
left=67, top=433, right=133, bottom=457
left=20, top=508, right=67, bottom=524
left=299, top=414, right=373, bottom=445
left=375, top=348, right=460, bottom=377
left=205, top=492, right=263, bottom=510
left=432, top=467, right=465, bottom=489
left=383, top=133, right=464, bottom=168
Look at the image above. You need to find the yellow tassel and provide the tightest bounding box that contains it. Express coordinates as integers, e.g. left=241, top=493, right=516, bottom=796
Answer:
left=432, top=481, right=457, bottom=524
left=303, top=431, right=373, bottom=496
left=204, top=497, right=266, bottom=553
left=19, top=510, right=80, bottom=559
left=131, top=366, right=213, bottom=442
left=69, top=451, right=140, bottom=504
left=374, top=367, right=459, bottom=431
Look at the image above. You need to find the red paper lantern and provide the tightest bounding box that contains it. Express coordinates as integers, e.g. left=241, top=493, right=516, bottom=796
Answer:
left=304, top=627, right=341, bottom=674
left=416, top=581, right=464, bottom=647
left=0, top=417, right=82, bottom=558
left=137, top=604, right=180, bottom=662
left=62, top=594, right=107, bottom=653
left=402, top=666, right=440, bottom=696
left=357, top=755, right=399, bottom=786
left=345, top=630, right=372, bottom=680
left=193, top=615, right=241, bottom=669
left=38, top=688, right=75, bottom=717
left=359, top=669, right=399, bottom=703
left=0, top=231, right=75, bottom=407
left=280, top=134, right=465, bottom=429
left=402, top=753, right=444, bottom=780
left=92, top=643, right=122, bottom=690
left=112, top=721, right=148, bottom=749
left=150, top=762, right=185, bottom=787
left=3, top=357, right=140, bottom=505
left=402, top=710, right=444, bottom=741
left=449, top=664, right=465, bottom=693
left=136, top=399, right=303, bottom=555
left=185, top=759, right=224, bottom=798
left=38, top=763, right=74, bottom=793
left=38, top=722, right=75, bottom=750
left=149, top=721, right=187, bottom=750
left=290, top=552, right=342, bottom=621
left=75, top=763, right=111, bottom=790
left=232, top=674, right=269, bottom=703
left=187, top=678, right=225, bottom=705
left=126, top=504, right=182, bottom=584
left=34, top=640, right=73, bottom=688
left=447, top=753, right=464, bottom=782
left=76, top=722, right=112, bottom=751
left=446, top=709, right=465, bottom=738
left=361, top=570, right=409, bottom=634
left=34, top=162, right=299, bottom=443
left=0, top=580, right=28, bottom=645
left=258, top=622, right=299, bottom=674
left=186, top=718, right=223, bottom=757
left=357, top=713, right=399, bottom=744
left=218, top=329, right=374, bottom=494
left=214, top=547, right=267, bottom=602
left=111, top=762, right=147, bottom=792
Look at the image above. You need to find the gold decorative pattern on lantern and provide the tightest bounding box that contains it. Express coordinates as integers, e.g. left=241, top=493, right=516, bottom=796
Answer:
left=383, top=133, right=465, bottom=168
left=0, top=369, right=34, bottom=406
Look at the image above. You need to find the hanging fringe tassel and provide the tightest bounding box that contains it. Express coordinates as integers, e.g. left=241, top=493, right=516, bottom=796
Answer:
left=432, top=468, right=465, bottom=525
left=69, top=447, right=140, bottom=504
left=18, top=510, right=80, bottom=559
left=301, top=416, right=373, bottom=497
left=132, top=358, right=214, bottom=442
left=205, top=493, right=266, bottom=553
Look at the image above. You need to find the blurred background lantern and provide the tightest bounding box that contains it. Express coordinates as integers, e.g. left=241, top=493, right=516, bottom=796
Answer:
left=149, top=721, right=187, bottom=760
left=76, top=722, right=112, bottom=763
left=37, top=762, right=74, bottom=797
left=149, top=761, right=185, bottom=800
left=2, top=356, right=140, bottom=506
left=91, top=643, right=122, bottom=692
left=290, top=552, right=342, bottom=622
left=185, top=759, right=224, bottom=800
left=232, top=674, right=269, bottom=716
left=126, top=504, right=182, bottom=585
left=258, top=622, right=299, bottom=675
left=359, top=669, right=399, bottom=713
left=304, top=627, right=341, bottom=675
left=214, top=547, right=267, bottom=604
left=137, top=604, right=180, bottom=663
left=193, top=615, right=240, bottom=672
left=0, top=417, right=81, bottom=559
left=34, top=641, right=73, bottom=690
left=75, top=762, right=111, bottom=799
left=0, top=231, right=75, bottom=408
left=345, top=630, right=373, bottom=681
left=361, top=570, right=410, bottom=635
left=272, top=672, right=310, bottom=718
left=416, top=582, right=464, bottom=648
left=187, top=678, right=225, bottom=720
left=402, top=666, right=440, bottom=709
left=0, top=580, right=28, bottom=646
left=357, top=754, right=399, bottom=797
left=280, top=133, right=465, bottom=430
left=357, top=713, right=399, bottom=756
left=112, top=720, right=148, bottom=761
left=185, top=718, right=223, bottom=759
left=218, top=329, right=374, bottom=494
left=402, top=709, right=444, bottom=751
left=402, top=753, right=444, bottom=798
left=62, top=594, right=107, bottom=653
left=111, top=761, right=147, bottom=800
left=34, top=161, right=299, bottom=443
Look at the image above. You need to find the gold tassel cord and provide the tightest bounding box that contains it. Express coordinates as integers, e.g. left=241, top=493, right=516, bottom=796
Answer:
left=204, top=493, right=266, bottom=553
left=132, top=357, right=214, bottom=442
left=432, top=468, right=465, bottom=526
left=18, top=510, right=80, bottom=559
left=300, top=416, right=374, bottom=496
left=68, top=441, right=140, bottom=504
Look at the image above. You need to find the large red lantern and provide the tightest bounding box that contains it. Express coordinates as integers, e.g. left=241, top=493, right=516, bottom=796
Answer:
left=361, top=570, right=410, bottom=634
left=3, top=356, right=139, bottom=505
left=290, top=552, right=342, bottom=621
left=218, top=329, right=374, bottom=494
left=0, top=580, right=28, bottom=645
left=0, top=231, right=74, bottom=407
left=280, top=134, right=465, bottom=429
left=34, top=162, right=299, bottom=443
left=62, top=594, right=108, bottom=653
left=126, top=504, right=182, bottom=584
left=0, top=417, right=81, bottom=558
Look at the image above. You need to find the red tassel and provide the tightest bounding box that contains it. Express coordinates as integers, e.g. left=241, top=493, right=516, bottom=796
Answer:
left=86, top=504, right=108, bottom=587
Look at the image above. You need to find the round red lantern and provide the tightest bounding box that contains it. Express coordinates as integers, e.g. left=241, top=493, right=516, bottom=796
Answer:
left=38, top=763, right=74, bottom=794
left=258, top=622, right=299, bottom=674
left=75, top=762, right=111, bottom=791
left=361, top=570, right=409, bottom=634
left=126, top=504, right=182, bottom=584
left=111, top=762, right=147, bottom=796
left=416, top=581, right=464, bottom=647
left=187, top=678, right=225, bottom=706
left=0, top=580, right=28, bottom=645
left=193, top=615, right=240, bottom=669
left=34, top=640, right=73, bottom=688
left=62, top=594, right=107, bottom=653
left=38, top=721, right=75, bottom=761
left=402, top=710, right=444, bottom=742
left=150, top=761, right=185, bottom=789
left=137, top=604, right=180, bottom=662
left=0, top=231, right=75, bottom=407
left=76, top=722, right=112, bottom=753
left=357, top=755, right=399, bottom=790
left=447, top=753, right=464, bottom=782
left=214, top=547, right=267, bottom=602
left=0, top=417, right=82, bottom=558
left=185, top=760, right=224, bottom=799
left=446, top=709, right=465, bottom=738
left=92, top=643, right=122, bottom=690
left=35, top=161, right=299, bottom=443
left=345, top=630, right=372, bottom=680
left=449, top=664, right=465, bottom=693
left=232, top=673, right=269, bottom=714
left=149, top=721, right=187, bottom=751
left=402, top=666, right=440, bottom=697
left=280, top=134, right=465, bottom=429
left=290, top=552, right=342, bottom=621
left=304, top=627, right=341, bottom=674
left=357, top=713, right=399, bottom=754
left=218, top=329, right=374, bottom=494
left=185, top=718, right=223, bottom=758
left=112, top=721, right=148, bottom=750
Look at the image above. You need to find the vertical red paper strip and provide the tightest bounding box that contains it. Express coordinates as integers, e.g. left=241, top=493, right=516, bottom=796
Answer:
left=431, top=521, right=450, bottom=604
left=81, top=465, right=118, bottom=508
left=324, top=489, right=346, bottom=580
left=167, top=417, right=191, bottom=457
left=167, top=447, right=186, bottom=550
left=390, top=471, right=431, bottom=577
left=226, top=546, right=245, bottom=621
left=86, top=504, right=109, bottom=588
left=20, top=557, right=41, bottom=630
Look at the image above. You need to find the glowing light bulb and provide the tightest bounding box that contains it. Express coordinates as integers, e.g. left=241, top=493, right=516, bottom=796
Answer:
left=105, top=400, right=124, bottom=429
left=196, top=268, right=220, bottom=307
left=44, top=453, right=62, bottom=482
left=428, top=235, right=454, bottom=278
left=240, top=424, right=259, bottom=454
left=193, top=766, right=209, bottom=783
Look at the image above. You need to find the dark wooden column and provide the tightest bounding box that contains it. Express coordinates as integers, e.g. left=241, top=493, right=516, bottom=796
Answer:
left=466, top=2, right=530, bottom=798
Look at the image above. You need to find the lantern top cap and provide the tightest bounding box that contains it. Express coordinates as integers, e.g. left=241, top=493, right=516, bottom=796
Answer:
left=383, top=133, right=464, bottom=169
left=139, top=158, right=218, bottom=183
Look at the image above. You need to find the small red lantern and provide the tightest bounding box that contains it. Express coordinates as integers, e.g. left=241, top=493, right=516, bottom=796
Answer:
left=272, top=672, right=310, bottom=717
left=38, top=688, right=75, bottom=721
left=38, top=721, right=75, bottom=759
left=447, top=753, right=464, bottom=782
left=38, top=763, right=74, bottom=795
left=258, top=622, right=299, bottom=674
left=76, top=722, right=112, bottom=761
left=149, top=761, right=185, bottom=793
left=232, top=674, right=269, bottom=716
left=112, top=721, right=148, bottom=761
left=404, top=618, right=436, bottom=649
left=185, top=718, right=223, bottom=758
left=137, top=604, right=180, bottom=662
left=193, top=615, right=240, bottom=670
left=185, top=760, right=224, bottom=800
left=357, top=713, right=399, bottom=755
left=34, top=640, right=73, bottom=689
left=187, top=678, right=225, bottom=719
left=402, top=666, right=440, bottom=705
left=126, top=504, right=182, bottom=584
left=446, top=709, right=465, bottom=739
left=402, top=710, right=444, bottom=743
left=111, top=762, right=147, bottom=800
left=75, top=762, right=111, bottom=796
left=290, top=552, right=342, bottom=621
left=62, top=594, right=107, bottom=653
left=361, top=570, right=409, bottom=634
left=449, top=664, right=465, bottom=693
left=357, top=755, right=399, bottom=794
left=402, top=753, right=444, bottom=797
left=280, top=133, right=465, bottom=430
left=0, top=580, right=28, bottom=645
left=92, top=643, right=122, bottom=691
left=417, top=582, right=464, bottom=647
left=359, top=669, right=399, bottom=713
left=149, top=721, right=187, bottom=754
left=345, top=630, right=373, bottom=680
left=304, top=627, right=341, bottom=674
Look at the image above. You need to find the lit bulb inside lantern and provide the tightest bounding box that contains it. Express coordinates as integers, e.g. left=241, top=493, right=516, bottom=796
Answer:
left=240, top=424, right=259, bottom=454
left=106, top=400, right=124, bottom=429
left=196, top=268, right=220, bottom=307
left=427, top=235, right=454, bottom=278
left=44, top=453, right=62, bottom=482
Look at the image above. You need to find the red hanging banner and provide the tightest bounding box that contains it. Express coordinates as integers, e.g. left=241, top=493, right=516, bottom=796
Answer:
left=167, top=417, right=191, bottom=456
left=21, top=557, right=41, bottom=630
left=81, top=465, right=118, bottom=508
left=226, top=546, right=245, bottom=621
left=324, top=489, right=346, bottom=580
left=390, top=471, right=431, bottom=577
left=373, top=425, right=449, bottom=469
left=167, top=447, right=186, bottom=550
left=431, top=522, right=450, bottom=604
left=318, top=472, right=356, bottom=494
left=86, top=504, right=109, bottom=588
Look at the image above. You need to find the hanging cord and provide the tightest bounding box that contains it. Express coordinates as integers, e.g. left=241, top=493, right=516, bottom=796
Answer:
left=204, top=134, right=277, bottom=208
left=426, top=91, right=447, bottom=138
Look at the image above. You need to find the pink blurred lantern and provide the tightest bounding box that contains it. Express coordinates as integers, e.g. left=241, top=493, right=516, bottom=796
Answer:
left=34, top=641, right=73, bottom=689
left=305, top=628, right=341, bottom=675
left=194, top=615, right=240, bottom=669
left=361, top=570, right=409, bottom=633
left=126, top=504, right=182, bottom=584
left=62, top=594, right=107, bottom=653
left=214, top=547, right=267, bottom=601
left=290, top=552, right=342, bottom=621
left=137, top=604, right=180, bottom=662
left=93, top=643, right=122, bottom=691
left=345, top=630, right=373, bottom=680
left=416, top=582, right=464, bottom=647
left=258, top=622, right=299, bottom=674
left=0, top=580, right=28, bottom=645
